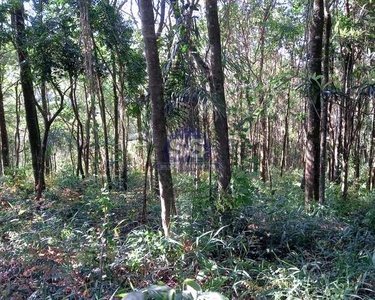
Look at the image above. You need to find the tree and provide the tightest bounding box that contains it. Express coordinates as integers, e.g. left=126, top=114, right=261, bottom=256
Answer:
left=319, top=0, right=331, bottom=204
left=0, top=72, right=9, bottom=172
left=139, top=0, right=175, bottom=237
left=305, top=0, right=324, bottom=203
left=11, top=0, right=42, bottom=188
left=206, top=0, right=231, bottom=193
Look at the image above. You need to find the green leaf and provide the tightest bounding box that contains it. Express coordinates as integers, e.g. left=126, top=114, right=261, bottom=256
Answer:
left=183, top=279, right=201, bottom=292
left=181, top=44, right=188, bottom=54
left=148, top=284, right=171, bottom=299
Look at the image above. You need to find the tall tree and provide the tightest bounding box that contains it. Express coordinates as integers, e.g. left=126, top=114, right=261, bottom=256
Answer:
left=96, top=72, right=112, bottom=189
left=206, top=0, right=231, bottom=193
left=11, top=0, right=42, bottom=187
left=0, top=75, right=9, bottom=172
left=305, top=0, right=324, bottom=203
left=319, top=0, right=332, bottom=204
left=258, top=0, right=275, bottom=182
left=139, top=0, right=175, bottom=237
left=36, top=83, right=65, bottom=199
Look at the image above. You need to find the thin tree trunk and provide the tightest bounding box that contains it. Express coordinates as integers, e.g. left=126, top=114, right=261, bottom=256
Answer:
left=341, top=51, right=354, bottom=199
left=305, top=0, right=324, bottom=204
left=121, top=115, right=129, bottom=191
left=328, top=99, right=334, bottom=181
left=0, top=80, right=9, bottom=172
left=14, top=85, right=21, bottom=168
left=96, top=73, right=112, bottom=189
left=112, top=57, right=120, bottom=183
left=333, top=95, right=342, bottom=183
left=137, top=96, right=145, bottom=165
left=368, top=98, right=375, bottom=190
left=353, top=98, right=363, bottom=182
left=142, top=143, right=153, bottom=223
left=83, top=82, right=91, bottom=177
left=319, top=0, right=331, bottom=204
left=79, top=0, right=95, bottom=178
left=36, top=83, right=64, bottom=199
left=280, top=88, right=291, bottom=176
left=93, top=103, right=100, bottom=177
left=119, top=76, right=128, bottom=191
left=139, top=0, right=175, bottom=236
left=72, top=77, right=85, bottom=178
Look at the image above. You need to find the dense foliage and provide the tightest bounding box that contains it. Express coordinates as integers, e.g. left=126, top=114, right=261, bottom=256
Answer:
left=0, top=0, right=375, bottom=298
left=1, top=171, right=375, bottom=298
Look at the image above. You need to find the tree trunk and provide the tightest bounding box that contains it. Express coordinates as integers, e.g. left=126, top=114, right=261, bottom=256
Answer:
left=354, top=99, right=363, bottom=182
left=332, top=94, right=342, bottom=183
left=119, top=72, right=128, bottom=191
left=14, top=85, right=21, bottom=168
left=70, top=76, right=85, bottom=178
left=280, top=88, right=291, bottom=176
left=79, top=0, right=95, bottom=178
left=36, top=82, right=64, bottom=199
left=258, top=6, right=271, bottom=181
left=83, top=82, right=91, bottom=177
left=206, top=0, right=231, bottom=193
left=36, top=124, right=50, bottom=199
left=0, top=80, right=9, bottom=172
left=341, top=50, right=354, bottom=199
left=121, top=115, right=129, bottom=191
left=112, top=57, right=120, bottom=183
left=12, top=2, right=41, bottom=187
left=93, top=103, right=100, bottom=177
left=139, top=0, right=175, bottom=236
left=97, top=74, right=112, bottom=190
left=368, top=97, right=375, bottom=190
left=142, top=143, right=153, bottom=223
left=319, top=0, right=331, bottom=204
left=305, top=0, right=324, bottom=204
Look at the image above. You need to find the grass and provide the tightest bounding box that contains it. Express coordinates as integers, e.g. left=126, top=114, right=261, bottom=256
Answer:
left=0, top=169, right=375, bottom=299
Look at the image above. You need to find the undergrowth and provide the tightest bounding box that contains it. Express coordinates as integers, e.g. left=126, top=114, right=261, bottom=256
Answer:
left=0, top=169, right=375, bottom=299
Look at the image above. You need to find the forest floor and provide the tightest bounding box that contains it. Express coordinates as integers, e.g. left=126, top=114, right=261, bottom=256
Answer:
left=0, top=170, right=375, bottom=299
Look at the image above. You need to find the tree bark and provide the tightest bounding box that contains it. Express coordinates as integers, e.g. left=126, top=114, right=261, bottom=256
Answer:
left=112, top=57, right=120, bottom=183
left=119, top=71, right=128, bottom=191
left=83, top=82, right=91, bottom=177
left=258, top=1, right=274, bottom=182
left=36, top=82, right=64, bottom=199
left=0, top=80, right=9, bottom=172
left=280, top=88, right=291, bottom=177
left=305, top=0, right=324, bottom=203
left=70, top=75, right=85, bottom=178
left=332, top=94, right=342, bottom=183
left=206, top=0, right=231, bottom=193
left=12, top=2, right=42, bottom=187
left=319, top=0, right=331, bottom=204
left=96, top=73, right=112, bottom=190
left=368, top=97, right=375, bottom=190
left=14, top=85, right=21, bottom=168
left=139, top=0, right=175, bottom=237
left=341, top=50, right=354, bottom=199
left=142, top=143, right=153, bottom=223
left=121, top=114, right=129, bottom=191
